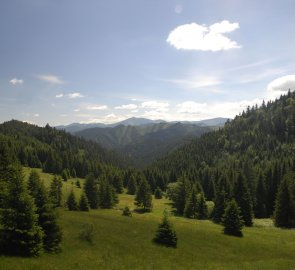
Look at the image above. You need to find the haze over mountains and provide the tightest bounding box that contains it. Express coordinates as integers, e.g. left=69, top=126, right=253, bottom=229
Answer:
left=56, top=117, right=229, bottom=167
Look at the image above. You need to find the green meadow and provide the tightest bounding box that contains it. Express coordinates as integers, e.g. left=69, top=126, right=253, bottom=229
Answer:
left=0, top=168, right=294, bottom=270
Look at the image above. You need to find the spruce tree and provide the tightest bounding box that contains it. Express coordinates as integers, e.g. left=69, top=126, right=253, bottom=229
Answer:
left=196, top=192, right=208, bottom=219
left=27, top=171, right=62, bottom=253
left=49, top=175, right=63, bottom=207
left=79, top=193, right=90, bottom=211
left=67, top=190, right=78, bottom=211
left=154, top=187, right=163, bottom=199
left=135, top=178, right=152, bottom=212
left=0, top=165, right=44, bottom=256
left=122, top=206, right=132, bottom=217
left=184, top=186, right=198, bottom=218
left=84, top=174, right=99, bottom=209
left=233, top=173, right=253, bottom=226
left=222, top=199, right=244, bottom=237
left=274, top=175, right=295, bottom=228
left=254, top=172, right=267, bottom=218
left=127, top=175, right=137, bottom=195
left=153, top=211, right=177, bottom=248
left=99, top=179, right=115, bottom=209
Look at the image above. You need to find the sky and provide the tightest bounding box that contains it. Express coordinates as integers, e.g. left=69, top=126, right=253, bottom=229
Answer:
left=1, top=0, right=295, bottom=126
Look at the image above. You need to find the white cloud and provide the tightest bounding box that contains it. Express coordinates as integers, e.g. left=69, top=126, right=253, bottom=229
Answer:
left=67, top=92, right=84, bottom=99
left=38, top=75, right=65, bottom=84
left=177, top=101, right=208, bottom=114
left=73, top=109, right=80, bottom=112
left=141, top=101, right=169, bottom=112
left=164, top=76, right=221, bottom=89
left=266, top=75, right=295, bottom=100
left=86, top=105, right=108, bottom=110
left=115, top=104, right=138, bottom=110
left=167, top=20, right=240, bottom=51
left=10, top=78, right=23, bottom=85
left=56, top=94, right=64, bottom=98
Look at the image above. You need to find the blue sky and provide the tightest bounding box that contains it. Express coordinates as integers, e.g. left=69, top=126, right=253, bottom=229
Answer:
left=1, top=0, right=295, bottom=125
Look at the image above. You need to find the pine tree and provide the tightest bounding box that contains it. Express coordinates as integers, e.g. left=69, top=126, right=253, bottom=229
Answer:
left=84, top=174, right=99, bottom=209
left=127, top=175, right=137, bottom=195
left=274, top=175, right=295, bottom=228
left=196, top=192, right=208, bottom=219
left=184, top=187, right=198, bottom=218
left=99, top=179, right=115, bottom=209
left=233, top=173, right=253, bottom=226
left=0, top=165, right=44, bottom=256
left=135, top=178, right=152, bottom=212
left=154, top=187, right=163, bottom=199
left=67, top=190, right=78, bottom=211
left=172, top=177, right=190, bottom=215
left=153, top=211, right=177, bottom=248
left=79, top=193, right=90, bottom=211
left=27, top=171, right=62, bottom=253
left=49, top=176, right=63, bottom=207
left=254, top=172, right=268, bottom=218
left=222, top=199, right=244, bottom=237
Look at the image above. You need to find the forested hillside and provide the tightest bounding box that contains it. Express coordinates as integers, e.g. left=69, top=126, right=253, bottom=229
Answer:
left=76, top=122, right=213, bottom=167
left=0, top=120, right=125, bottom=178
left=147, top=90, right=295, bottom=221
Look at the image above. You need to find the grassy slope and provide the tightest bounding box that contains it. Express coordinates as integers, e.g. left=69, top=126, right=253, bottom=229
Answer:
left=0, top=169, right=294, bottom=270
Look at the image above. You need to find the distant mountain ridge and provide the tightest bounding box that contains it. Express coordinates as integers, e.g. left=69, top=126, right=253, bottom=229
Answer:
left=56, top=117, right=229, bottom=134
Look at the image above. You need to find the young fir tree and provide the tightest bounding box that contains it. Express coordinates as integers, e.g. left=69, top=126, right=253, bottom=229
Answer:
left=222, top=199, right=244, bottom=237
left=79, top=193, right=90, bottom=211
left=135, top=178, right=152, bottom=212
left=0, top=165, right=44, bottom=256
left=153, top=210, right=177, bottom=248
left=196, top=192, right=208, bottom=219
left=27, top=170, right=62, bottom=253
left=67, top=190, right=78, bottom=211
left=154, top=186, right=163, bottom=199
left=49, top=175, right=63, bottom=207
left=127, top=175, right=137, bottom=195
left=274, top=175, right=295, bottom=228
left=84, top=174, right=99, bottom=209
left=233, top=173, right=253, bottom=226
left=99, top=179, right=115, bottom=209
left=122, top=206, right=132, bottom=217
left=184, top=186, right=198, bottom=218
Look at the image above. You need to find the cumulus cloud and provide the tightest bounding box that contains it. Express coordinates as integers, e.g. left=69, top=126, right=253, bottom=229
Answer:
left=86, top=105, right=108, bottom=110
left=68, top=92, right=84, bottom=99
left=266, top=75, right=295, bottom=100
left=167, top=20, right=240, bottom=51
left=115, top=104, right=138, bottom=110
left=56, top=94, right=64, bottom=98
left=141, top=101, right=169, bottom=112
left=10, top=78, right=23, bottom=85
left=177, top=101, right=208, bottom=114
left=38, top=75, right=65, bottom=84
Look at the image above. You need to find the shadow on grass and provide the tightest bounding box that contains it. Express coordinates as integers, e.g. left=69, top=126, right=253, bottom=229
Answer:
left=133, top=208, right=151, bottom=214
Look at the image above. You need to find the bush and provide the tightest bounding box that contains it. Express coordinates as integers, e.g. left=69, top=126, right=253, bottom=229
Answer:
left=122, top=206, right=132, bottom=217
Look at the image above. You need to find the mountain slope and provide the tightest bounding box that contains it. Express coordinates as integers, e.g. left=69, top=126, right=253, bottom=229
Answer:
left=76, top=122, right=213, bottom=167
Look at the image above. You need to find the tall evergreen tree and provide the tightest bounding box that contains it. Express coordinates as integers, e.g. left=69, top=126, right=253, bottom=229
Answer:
left=254, top=172, right=268, bottom=218
left=135, top=178, right=152, bottom=212
left=67, top=190, right=78, bottom=211
left=233, top=173, right=253, bottom=226
left=274, top=174, right=295, bottom=228
left=153, top=211, right=177, bottom=248
left=184, top=186, right=198, bottom=218
left=222, top=199, right=244, bottom=237
left=49, top=176, right=63, bottom=207
left=0, top=165, right=44, bottom=256
left=79, top=193, right=90, bottom=211
left=84, top=174, right=99, bottom=209
left=127, top=175, right=137, bottom=195
left=154, top=186, right=163, bottom=199
left=196, top=192, right=208, bottom=219
left=99, top=179, right=115, bottom=209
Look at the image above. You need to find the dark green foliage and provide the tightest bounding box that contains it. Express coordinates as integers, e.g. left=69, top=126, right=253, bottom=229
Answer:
left=196, top=192, right=208, bottom=219
left=274, top=174, right=295, bottom=228
left=99, top=178, right=116, bottom=209
left=61, top=169, right=69, bottom=181
left=111, top=173, right=124, bottom=193
left=127, top=175, right=137, bottom=195
left=234, top=174, right=253, bottom=226
left=184, top=187, right=198, bottom=218
left=222, top=199, right=244, bottom=237
left=27, top=170, right=62, bottom=253
left=154, top=187, right=163, bottom=199
left=76, top=180, right=81, bottom=188
left=206, top=178, right=216, bottom=201
left=49, top=176, right=63, bottom=207
left=79, top=223, right=94, bottom=244
left=254, top=172, right=268, bottom=218
left=135, top=178, right=152, bottom=212
left=122, top=206, right=132, bottom=217
left=153, top=211, right=177, bottom=248
left=0, top=165, right=44, bottom=256
left=84, top=174, right=99, bottom=209
left=169, top=177, right=190, bottom=215
left=67, top=190, right=78, bottom=211
left=79, top=193, right=90, bottom=211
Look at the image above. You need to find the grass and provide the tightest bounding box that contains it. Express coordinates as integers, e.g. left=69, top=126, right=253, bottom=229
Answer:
left=0, top=168, right=294, bottom=270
